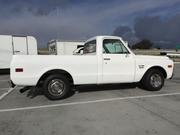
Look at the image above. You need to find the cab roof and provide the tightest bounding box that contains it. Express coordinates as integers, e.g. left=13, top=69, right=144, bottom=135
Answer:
left=85, top=35, right=123, bottom=43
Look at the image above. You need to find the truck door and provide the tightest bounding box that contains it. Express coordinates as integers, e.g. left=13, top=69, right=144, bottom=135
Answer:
left=102, top=39, right=135, bottom=83
left=12, top=36, right=28, bottom=55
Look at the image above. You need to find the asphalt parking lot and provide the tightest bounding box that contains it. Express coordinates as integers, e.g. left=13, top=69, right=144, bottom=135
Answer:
left=0, top=64, right=180, bottom=135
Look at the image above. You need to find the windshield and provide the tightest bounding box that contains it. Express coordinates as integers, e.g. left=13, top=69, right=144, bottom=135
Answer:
left=103, top=39, right=129, bottom=54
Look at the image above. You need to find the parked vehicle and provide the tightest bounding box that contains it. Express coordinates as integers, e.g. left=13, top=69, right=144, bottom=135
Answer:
left=0, top=35, right=37, bottom=72
left=10, top=36, right=174, bottom=100
left=48, top=40, right=84, bottom=55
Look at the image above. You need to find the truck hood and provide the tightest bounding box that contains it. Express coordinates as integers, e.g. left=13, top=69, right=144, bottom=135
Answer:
left=135, top=55, right=170, bottom=61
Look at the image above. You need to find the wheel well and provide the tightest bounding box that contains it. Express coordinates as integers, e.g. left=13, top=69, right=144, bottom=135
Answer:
left=37, top=69, right=74, bottom=86
left=144, top=66, right=167, bottom=79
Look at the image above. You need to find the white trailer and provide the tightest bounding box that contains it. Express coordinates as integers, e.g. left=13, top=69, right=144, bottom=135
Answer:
left=0, top=35, right=37, bottom=71
left=48, top=40, right=84, bottom=55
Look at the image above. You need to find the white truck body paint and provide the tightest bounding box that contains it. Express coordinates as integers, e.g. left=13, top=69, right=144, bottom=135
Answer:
left=10, top=36, right=174, bottom=86
left=0, top=35, right=37, bottom=69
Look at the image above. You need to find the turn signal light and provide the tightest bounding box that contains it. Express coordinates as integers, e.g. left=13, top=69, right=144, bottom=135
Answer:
left=168, top=65, right=172, bottom=68
left=15, top=68, right=23, bottom=72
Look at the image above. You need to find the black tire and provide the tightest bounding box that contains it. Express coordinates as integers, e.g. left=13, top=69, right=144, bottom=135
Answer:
left=43, top=74, right=70, bottom=100
left=141, top=69, right=164, bottom=91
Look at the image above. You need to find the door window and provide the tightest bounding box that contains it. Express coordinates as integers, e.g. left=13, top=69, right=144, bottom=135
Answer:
left=103, top=39, right=129, bottom=54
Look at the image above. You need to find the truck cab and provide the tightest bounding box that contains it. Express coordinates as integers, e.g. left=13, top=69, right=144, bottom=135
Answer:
left=83, top=36, right=135, bottom=83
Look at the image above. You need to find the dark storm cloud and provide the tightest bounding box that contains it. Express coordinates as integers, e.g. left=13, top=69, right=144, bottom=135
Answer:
left=0, top=0, right=103, bottom=16
left=113, top=26, right=132, bottom=37
left=134, top=14, right=180, bottom=44
left=0, top=0, right=69, bottom=16
left=112, top=26, right=139, bottom=45
left=0, top=0, right=103, bottom=47
left=0, top=0, right=180, bottom=48
left=113, top=14, right=180, bottom=47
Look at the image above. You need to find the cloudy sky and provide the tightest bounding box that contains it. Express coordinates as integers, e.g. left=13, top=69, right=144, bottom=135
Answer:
left=0, top=0, right=180, bottom=48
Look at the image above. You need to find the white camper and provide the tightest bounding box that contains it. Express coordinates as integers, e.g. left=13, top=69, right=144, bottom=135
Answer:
left=48, top=40, right=84, bottom=55
left=0, top=35, right=37, bottom=71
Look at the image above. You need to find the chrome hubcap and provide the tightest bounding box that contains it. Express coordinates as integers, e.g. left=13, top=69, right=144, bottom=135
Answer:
left=150, top=74, right=162, bottom=88
left=48, top=79, right=65, bottom=96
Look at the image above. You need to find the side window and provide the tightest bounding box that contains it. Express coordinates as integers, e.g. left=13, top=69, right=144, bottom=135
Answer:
left=103, top=39, right=129, bottom=54
left=83, top=40, right=96, bottom=54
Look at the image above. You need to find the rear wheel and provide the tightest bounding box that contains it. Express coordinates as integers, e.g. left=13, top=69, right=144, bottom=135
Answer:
left=141, top=69, right=164, bottom=91
left=43, top=74, right=70, bottom=100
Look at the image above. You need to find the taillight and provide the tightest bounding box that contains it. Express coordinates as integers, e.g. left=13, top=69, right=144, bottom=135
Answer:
left=15, top=68, right=23, bottom=72
left=168, top=65, right=173, bottom=68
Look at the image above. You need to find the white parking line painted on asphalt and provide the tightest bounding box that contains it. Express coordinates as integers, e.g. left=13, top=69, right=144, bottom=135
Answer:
left=0, top=86, right=17, bottom=101
left=0, top=92, right=180, bottom=113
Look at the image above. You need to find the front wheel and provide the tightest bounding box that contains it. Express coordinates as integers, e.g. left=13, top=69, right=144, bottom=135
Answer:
left=43, top=75, right=70, bottom=100
left=141, top=69, right=164, bottom=91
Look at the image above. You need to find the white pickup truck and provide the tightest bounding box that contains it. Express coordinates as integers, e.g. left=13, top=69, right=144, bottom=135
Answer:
left=10, top=36, right=174, bottom=100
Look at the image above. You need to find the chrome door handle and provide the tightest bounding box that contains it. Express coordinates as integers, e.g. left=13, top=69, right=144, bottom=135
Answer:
left=14, top=51, right=21, bottom=53
left=104, top=58, right=111, bottom=60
